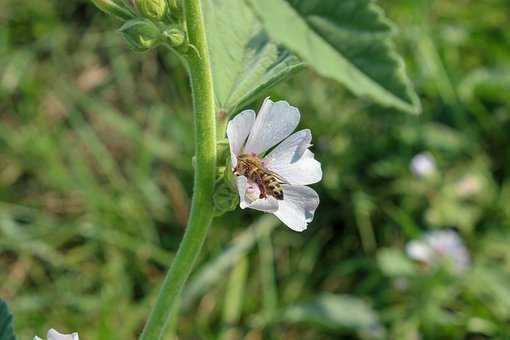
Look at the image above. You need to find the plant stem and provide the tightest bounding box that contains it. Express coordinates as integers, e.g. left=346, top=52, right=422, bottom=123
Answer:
left=139, top=0, right=216, bottom=338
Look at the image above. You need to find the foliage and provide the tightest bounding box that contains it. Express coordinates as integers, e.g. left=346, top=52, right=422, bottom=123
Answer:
left=248, top=0, right=420, bottom=114
left=204, top=0, right=303, bottom=115
left=280, top=293, right=384, bottom=338
left=0, top=299, right=15, bottom=340
left=1, top=0, right=510, bottom=339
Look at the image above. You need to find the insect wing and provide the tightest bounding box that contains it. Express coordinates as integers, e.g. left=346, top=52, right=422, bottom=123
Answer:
left=265, top=170, right=289, bottom=184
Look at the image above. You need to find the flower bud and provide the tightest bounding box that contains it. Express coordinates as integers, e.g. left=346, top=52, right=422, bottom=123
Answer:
left=213, top=179, right=239, bottom=216
left=164, top=28, right=186, bottom=48
left=136, top=0, right=167, bottom=21
left=91, top=0, right=135, bottom=21
left=119, top=18, right=162, bottom=51
left=213, top=161, right=239, bottom=216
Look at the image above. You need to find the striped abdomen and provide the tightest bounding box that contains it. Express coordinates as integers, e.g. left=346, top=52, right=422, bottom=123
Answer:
left=260, top=171, right=284, bottom=200
left=234, top=154, right=285, bottom=200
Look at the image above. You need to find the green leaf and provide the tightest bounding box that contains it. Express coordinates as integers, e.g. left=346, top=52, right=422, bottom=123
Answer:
left=246, top=0, right=421, bottom=114
left=203, top=0, right=303, bottom=115
left=468, top=265, right=510, bottom=319
left=0, top=299, right=16, bottom=340
left=377, top=248, right=415, bottom=277
left=280, top=293, right=384, bottom=337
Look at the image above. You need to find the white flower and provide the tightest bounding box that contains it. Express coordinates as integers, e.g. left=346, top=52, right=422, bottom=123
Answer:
left=410, top=152, right=437, bottom=178
left=227, top=97, right=322, bottom=231
left=406, top=230, right=470, bottom=273
left=455, top=174, right=482, bottom=198
left=34, top=329, right=79, bottom=340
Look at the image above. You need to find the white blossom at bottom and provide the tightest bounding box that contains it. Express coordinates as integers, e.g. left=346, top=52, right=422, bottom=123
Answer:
left=34, top=328, right=79, bottom=340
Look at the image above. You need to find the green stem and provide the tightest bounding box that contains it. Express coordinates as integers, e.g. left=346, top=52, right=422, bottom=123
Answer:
left=139, top=0, right=216, bottom=338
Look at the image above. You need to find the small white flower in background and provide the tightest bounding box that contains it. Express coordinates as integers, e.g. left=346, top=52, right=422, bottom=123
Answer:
left=227, top=97, right=322, bottom=231
left=406, top=230, right=470, bottom=273
left=34, top=328, right=79, bottom=340
left=410, top=152, right=437, bottom=178
left=455, top=174, right=482, bottom=198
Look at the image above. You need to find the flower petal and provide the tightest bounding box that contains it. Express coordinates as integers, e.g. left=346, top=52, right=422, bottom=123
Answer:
left=227, top=109, right=256, bottom=166
left=264, top=129, right=322, bottom=185
left=246, top=196, right=279, bottom=212
left=275, top=151, right=322, bottom=185
left=47, top=329, right=79, bottom=340
left=236, top=176, right=278, bottom=212
left=273, top=185, right=319, bottom=232
left=264, top=129, right=311, bottom=163
left=244, top=98, right=300, bottom=155
left=235, top=176, right=249, bottom=207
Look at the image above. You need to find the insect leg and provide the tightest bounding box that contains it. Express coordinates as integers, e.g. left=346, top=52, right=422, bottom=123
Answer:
left=254, top=175, right=267, bottom=199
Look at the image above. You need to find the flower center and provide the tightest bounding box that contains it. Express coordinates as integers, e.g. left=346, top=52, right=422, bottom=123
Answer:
left=233, top=154, right=285, bottom=200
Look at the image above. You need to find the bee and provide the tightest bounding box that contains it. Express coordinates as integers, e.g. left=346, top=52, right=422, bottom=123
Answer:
left=233, top=154, right=288, bottom=200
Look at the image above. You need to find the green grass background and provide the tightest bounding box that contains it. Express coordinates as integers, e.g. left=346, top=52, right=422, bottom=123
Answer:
left=1, top=0, right=510, bottom=339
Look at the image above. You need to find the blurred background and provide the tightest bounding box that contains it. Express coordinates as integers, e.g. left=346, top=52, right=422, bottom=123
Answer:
left=1, top=0, right=510, bottom=339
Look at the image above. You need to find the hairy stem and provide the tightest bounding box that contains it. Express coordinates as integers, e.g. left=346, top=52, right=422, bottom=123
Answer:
left=139, top=0, right=216, bottom=338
